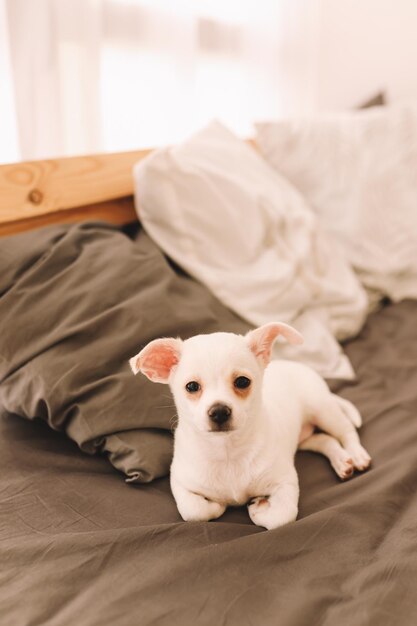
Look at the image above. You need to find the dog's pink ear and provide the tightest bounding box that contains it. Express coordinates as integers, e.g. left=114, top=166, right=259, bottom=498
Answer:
left=246, top=322, right=303, bottom=367
left=129, top=338, right=182, bottom=383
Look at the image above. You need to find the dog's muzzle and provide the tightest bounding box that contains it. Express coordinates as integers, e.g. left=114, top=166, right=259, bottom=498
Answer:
left=208, top=403, right=232, bottom=431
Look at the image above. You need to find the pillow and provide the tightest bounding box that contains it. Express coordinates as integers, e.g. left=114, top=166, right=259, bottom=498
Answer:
left=0, top=221, right=250, bottom=482
left=256, top=104, right=417, bottom=301
left=134, top=121, right=367, bottom=380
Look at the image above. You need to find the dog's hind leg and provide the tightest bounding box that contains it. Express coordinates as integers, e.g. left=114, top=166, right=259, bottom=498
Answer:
left=298, top=433, right=354, bottom=480
left=331, top=393, right=362, bottom=427
left=312, top=398, right=371, bottom=472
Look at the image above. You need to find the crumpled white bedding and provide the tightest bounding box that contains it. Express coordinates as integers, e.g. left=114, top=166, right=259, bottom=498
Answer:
left=134, top=122, right=369, bottom=379
left=256, top=104, right=417, bottom=305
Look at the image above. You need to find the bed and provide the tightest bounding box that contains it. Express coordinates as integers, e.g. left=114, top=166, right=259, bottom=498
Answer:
left=1, top=139, right=417, bottom=626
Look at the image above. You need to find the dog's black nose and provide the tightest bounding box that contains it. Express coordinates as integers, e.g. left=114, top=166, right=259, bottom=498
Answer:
left=208, top=403, right=232, bottom=425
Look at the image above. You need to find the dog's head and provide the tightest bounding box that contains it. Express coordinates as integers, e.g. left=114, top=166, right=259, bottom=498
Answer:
left=130, top=323, right=303, bottom=435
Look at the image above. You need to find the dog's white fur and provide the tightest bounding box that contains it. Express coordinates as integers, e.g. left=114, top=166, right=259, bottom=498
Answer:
left=130, top=323, right=371, bottom=530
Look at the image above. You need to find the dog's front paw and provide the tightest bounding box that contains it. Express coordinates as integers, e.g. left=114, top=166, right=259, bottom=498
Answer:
left=247, top=496, right=270, bottom=527
left=178, top=498, right=226, bottom=523
left=248, top=497, right=297, bottom=530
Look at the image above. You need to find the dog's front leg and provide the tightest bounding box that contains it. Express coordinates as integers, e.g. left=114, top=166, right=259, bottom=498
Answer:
left=171, top=476, right=226, bottom=522
left=248, top=468, right=299, bottom=530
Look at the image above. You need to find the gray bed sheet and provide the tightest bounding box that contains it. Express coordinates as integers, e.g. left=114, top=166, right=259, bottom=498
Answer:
left=1, top=300, right=417, bottom=626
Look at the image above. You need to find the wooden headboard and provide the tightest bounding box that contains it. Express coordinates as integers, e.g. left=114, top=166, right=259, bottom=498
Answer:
left=0, top=139, right=257, bottom=236
left=0, top=149, right=152, bottom=236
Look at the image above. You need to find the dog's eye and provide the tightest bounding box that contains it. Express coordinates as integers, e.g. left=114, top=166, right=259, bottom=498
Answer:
left=185, top=381, right=201, bottom=393
left=234, top=376, right=251, bottom=390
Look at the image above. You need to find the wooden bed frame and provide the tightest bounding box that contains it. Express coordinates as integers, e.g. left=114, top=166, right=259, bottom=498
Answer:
left=0, top=139, right=257, bottom=237
left=0, top=149, right=150, bottom=237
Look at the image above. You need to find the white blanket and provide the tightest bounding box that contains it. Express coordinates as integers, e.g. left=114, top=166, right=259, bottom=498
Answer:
left=133, top=122, right=368, bottom=379
left=256, top=104, right=417, bottom=304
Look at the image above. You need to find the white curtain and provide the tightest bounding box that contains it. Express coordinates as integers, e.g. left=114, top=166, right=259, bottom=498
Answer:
left=0, top=0, right=19, bottom=163
left=1, top=0, right=319, bottom=163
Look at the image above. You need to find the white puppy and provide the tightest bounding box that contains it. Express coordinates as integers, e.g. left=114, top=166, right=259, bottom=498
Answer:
left=130, top=323, right=371, bottom=530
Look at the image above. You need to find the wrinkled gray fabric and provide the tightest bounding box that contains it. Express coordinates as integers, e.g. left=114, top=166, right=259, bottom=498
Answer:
left=0, top=300, right=416, bottom=625
left=0, top=220, right=250, bottom=481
